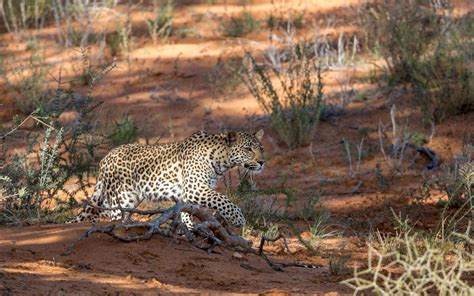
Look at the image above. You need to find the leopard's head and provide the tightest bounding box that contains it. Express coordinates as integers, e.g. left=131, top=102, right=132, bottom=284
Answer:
left=226, top=129, right=265, bottom=173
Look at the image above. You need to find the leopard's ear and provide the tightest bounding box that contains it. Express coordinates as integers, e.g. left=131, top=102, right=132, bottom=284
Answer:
left=226, top=131, right=238, bottom=146
left=254, top=129, right=264, bottom=141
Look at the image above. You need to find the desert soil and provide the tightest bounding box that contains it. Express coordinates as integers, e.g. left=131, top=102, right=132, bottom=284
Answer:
left=1, top=0, right=473, bottom=294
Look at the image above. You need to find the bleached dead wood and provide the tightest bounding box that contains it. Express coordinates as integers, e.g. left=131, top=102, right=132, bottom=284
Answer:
left=65, top=202, right=321, bottom=272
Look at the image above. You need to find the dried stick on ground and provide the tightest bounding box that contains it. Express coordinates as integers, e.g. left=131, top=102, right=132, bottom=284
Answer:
left=64, top=203, right=320, bottom=271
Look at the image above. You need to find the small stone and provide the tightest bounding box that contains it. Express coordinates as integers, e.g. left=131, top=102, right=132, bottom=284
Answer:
left=232, top=252, right=243, bottom=259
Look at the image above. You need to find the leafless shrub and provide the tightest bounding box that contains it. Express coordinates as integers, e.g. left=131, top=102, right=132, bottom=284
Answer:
left=344, top=231, right=473, bottom=295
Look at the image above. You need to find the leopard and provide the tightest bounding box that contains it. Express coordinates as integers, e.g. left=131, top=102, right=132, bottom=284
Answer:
left=69, top=129, right=265, bottom=228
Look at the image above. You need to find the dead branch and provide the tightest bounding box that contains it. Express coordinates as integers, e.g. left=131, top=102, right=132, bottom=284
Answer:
left=65, top=203, right=320, bottom=272
left=406, top=143, right=441, bottom=170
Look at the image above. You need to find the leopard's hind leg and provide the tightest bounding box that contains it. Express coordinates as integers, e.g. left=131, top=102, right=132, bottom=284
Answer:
left=105, top=183, right=139, bottom=222
left=67, top=180, right=106, bottom=223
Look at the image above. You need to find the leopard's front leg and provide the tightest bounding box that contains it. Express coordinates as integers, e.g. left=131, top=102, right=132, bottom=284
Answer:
left=184, top=187, right=245, bottom=227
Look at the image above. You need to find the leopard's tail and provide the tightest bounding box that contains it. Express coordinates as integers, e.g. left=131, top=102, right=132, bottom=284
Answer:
left=66, top=180, right=105, bottom=224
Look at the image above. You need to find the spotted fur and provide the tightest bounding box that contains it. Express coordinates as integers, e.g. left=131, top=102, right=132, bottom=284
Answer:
left=69, top=130, right=265, bottom=227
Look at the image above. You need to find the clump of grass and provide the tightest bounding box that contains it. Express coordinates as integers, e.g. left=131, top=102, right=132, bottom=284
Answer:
left=222, top=11, right=259, bottom=37
left=146, top=0, right=173, bottom=43
left=0, top=47, right=50, bottom=114
left=242, top=42, right=325, bottom=149
left=306, top=211, right=338, bottom=247
left=107, top=115, right=139, bottom=146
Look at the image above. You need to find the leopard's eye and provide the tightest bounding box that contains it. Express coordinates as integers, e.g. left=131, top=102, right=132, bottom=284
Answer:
left=246, top=147, right=253, bottom=152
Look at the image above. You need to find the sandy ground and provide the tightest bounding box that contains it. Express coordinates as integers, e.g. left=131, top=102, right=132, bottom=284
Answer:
left=0, top=0, right=473, bottom=294
left=0, top=223, right=354, bottom=295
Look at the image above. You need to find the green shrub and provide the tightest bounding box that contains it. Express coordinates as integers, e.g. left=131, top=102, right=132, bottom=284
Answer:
left=222, top=11, right=259, bottom=37
left=0, top=56, right=116, bottom=225
left=360, top=1, right=439, bottom=84
left=242, top=43, right=325, bottom=149
left=360, top=0, right=474, bottom=122
left=0, top=127, right=64, bottom=224
left=413, top=38, right=474, bottom=122
left=107, top=115, right=139, bottom=146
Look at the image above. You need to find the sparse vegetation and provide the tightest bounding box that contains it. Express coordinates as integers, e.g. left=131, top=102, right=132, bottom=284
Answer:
left=232, top=187, right=293, bottom=229
left=344, top=231, right=473, bottom=295
left=437, top=144, right=473, bottom=209
left=0, top=47, right=49, bottom=114
left=0, top=0, right=50, bottom=37
left=329, top=254, right=350, bottom=276
left=348, top=205, right=474, bottom=295
left=222, top=11, right=259, bottom=37
left=146, top=0, right=174, bottom=42
left=242, top=42, right=325, bottom=149
left=107, top=114, right=139, bottom=146
left=0, top=55, right=116, bottom=225
left=0, top=1, right=473, bottom=293
left=360, top=0, right=474, bottom=122
left=306, top=211, right=338, bottom=247
left=266, top=9, right=304, bottom=30
left=207, top=55, right=243, bottom=98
